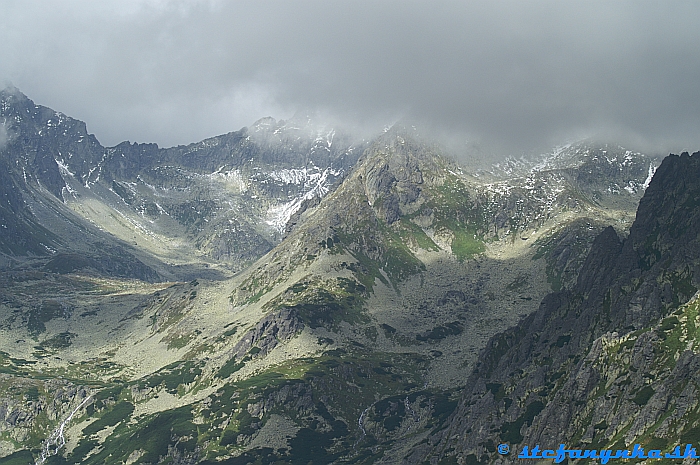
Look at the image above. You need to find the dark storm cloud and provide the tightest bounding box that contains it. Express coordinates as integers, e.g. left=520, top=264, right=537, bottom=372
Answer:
left=1, top=0, right=699, bottom=157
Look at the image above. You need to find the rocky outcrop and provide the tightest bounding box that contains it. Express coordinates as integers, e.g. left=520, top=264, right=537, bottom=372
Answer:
left=531, top=218, right=612, bottom=291
left=0, top=88, right=364, bottom=274
left=231, top=307, right=304, bottom=359
left=355, top=127, right=445, bottom=224
left=0, top=378, right=90, bottom=447
left=419, top=152, right=700, bottom=464
left=0, top=88, right=677, bottom=464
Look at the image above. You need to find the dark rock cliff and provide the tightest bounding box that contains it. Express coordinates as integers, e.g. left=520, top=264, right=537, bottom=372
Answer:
left=415, top=152, right=700, bottom=464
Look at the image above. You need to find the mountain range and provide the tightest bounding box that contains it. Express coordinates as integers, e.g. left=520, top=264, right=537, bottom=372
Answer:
left=2, top=87, right=696, bottom=465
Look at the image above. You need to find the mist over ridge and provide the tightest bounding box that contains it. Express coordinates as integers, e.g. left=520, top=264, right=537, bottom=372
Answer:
left=1, top=72, right=697, bottom=465
left=2, top=1, right=700, bottom=159
left=2, top=3, right=700, bottom=463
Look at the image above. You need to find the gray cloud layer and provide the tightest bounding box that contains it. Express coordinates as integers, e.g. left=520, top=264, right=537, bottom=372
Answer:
left=2, top=0, right=700, bottom=157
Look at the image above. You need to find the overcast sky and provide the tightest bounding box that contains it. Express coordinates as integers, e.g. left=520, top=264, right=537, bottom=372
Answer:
left=2, top=0, right=700, bottom=158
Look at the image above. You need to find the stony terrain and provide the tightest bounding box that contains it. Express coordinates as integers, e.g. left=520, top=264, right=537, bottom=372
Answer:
left=415, top=152, right=700, bottom=465
left=0, top=88, right=669, bottom=464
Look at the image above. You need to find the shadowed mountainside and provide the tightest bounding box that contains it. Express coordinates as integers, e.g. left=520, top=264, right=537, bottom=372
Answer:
left=0, top=89, right=672, bottom=464
left=415, top=152, right=700, bottom=464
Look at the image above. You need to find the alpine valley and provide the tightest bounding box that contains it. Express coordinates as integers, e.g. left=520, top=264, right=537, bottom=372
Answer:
left=1, top=87, right=698, bottom=465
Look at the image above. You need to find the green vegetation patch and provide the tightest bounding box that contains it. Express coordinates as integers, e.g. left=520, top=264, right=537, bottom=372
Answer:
left=396, top=219, right=440, bottom=252
left=82, top=401, right=134, bottom=436
left=486, top=383, right=505, bottom=401
left=331, top=212, right=429, bottom=292
left=22, top=350, right=435, bottom=464
left=163, top=329, right=201, bottom=350
left=146, top=283, right=201, bottom=333
left=293, top=290, right=363, bottom=328
left=680, top=421, right=700, bottom=445
left=0, top=450, right=35, bottom=465
left=344, top=247, right=389, bottom=292
left=140, top=360, right=202, bottom=394
left=645, top=437, right=669, bottom=452
left=200, top=351, right=429, bottom=460
left=632, top=386, right=655, bottom=406
left=381, top=226, right=427, bottom=283
left=268, top=276, right=370, bottom=329
left=340, top=226, right=426, bottom=290
left=450, top=229, right=486, bottom=261
left=238, top=274, right=274, bottom=304
left=70, top=406, right=196, bottom=465
left=223, top=325, right=238, bottom=337
left=216, top=356, right=244, bottom=378
left=659, top=316, right=679, bottom=332
left=423, top=175, right=486, bottom=261
left=0, top=352, right=33, bottom=376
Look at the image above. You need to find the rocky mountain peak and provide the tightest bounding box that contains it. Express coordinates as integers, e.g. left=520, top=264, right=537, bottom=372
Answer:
left=353, top=128, right=452, bottom=222
left=420, top=151, right=700, bottom=464
left=0, top=90, right=691, bottom=465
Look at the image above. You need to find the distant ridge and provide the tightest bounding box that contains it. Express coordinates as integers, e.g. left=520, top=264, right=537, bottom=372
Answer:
left=419, top=152, right=700, bottom=464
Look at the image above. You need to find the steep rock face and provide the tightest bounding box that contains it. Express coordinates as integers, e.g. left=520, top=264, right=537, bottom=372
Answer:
left=231, top=307, right=304, bottom=359
left=420, top=152, right=700, bottom=464
left=521, top=294, right=700, bottom=451
left=604, top=152, right=700, bottom=329
left=0, top=88, right=363, bottom=274
left=574, top=225, right=623, bottom=299
left=360, top=132, right=435, bottom=224
left=0, top=162, right=59, bottom=256
left=531, top=218, right=613, bottom=292
left=0, top=87, right=103, bottom=199
left=0, top=90, right=669, bottom=464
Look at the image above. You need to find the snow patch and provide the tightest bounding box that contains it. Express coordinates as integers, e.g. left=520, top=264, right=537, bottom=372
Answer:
left=265, top=167, right=340, bottom=233
left=55, top=159, right=75, bottom=178
left=207, top=168, right=248, bottom=192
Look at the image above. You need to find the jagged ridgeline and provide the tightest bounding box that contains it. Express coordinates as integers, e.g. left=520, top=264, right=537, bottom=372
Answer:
left=0, top=87, right=362, bottom=279
left=419, top=152, right=700, bottom=465
left=0, top=87, right=666, bottom=464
